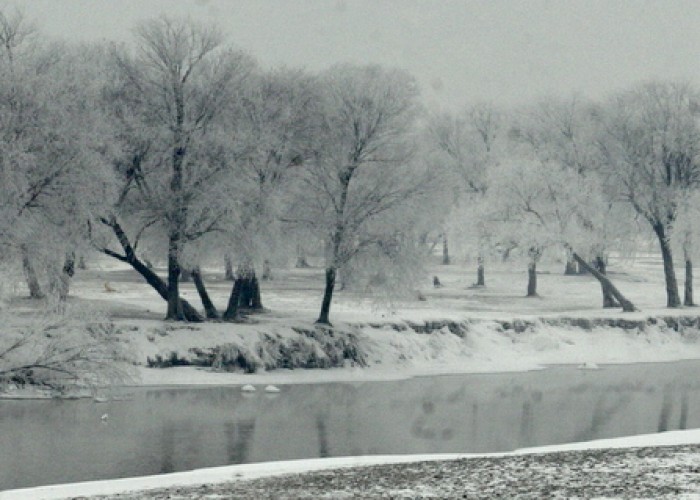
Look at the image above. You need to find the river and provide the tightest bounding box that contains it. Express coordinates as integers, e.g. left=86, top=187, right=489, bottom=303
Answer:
left=2, top=360, right=699, bottom=490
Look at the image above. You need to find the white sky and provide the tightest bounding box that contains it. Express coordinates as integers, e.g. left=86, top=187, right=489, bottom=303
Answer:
left=3, top=0, right=700, bottom=109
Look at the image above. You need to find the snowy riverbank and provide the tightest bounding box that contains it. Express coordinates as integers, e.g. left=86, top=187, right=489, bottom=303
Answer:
left=5, top=429, right=700, bottom=499
left=121, top=312, right=700, bottom=388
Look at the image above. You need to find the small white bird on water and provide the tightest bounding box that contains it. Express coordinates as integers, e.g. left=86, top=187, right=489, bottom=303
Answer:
left=264, top=385, right=281, bottom=393
left=241, top=384, right=256, bottom=392
left=101, top=413, right=109, bottom=421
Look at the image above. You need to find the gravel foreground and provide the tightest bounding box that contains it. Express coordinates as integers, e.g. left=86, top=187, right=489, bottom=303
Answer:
left=74, top=444, right=700, bottom=499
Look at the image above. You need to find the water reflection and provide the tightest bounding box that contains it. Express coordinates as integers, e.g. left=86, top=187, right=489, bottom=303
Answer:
left=2, top=360, right=700, bottom=490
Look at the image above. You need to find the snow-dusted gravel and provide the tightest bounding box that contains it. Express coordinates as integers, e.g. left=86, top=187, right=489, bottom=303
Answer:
left=76, top=444, right=700, bottom=499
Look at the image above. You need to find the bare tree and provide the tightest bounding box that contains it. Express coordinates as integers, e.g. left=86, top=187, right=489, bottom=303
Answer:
left=601, top=82, right=700, bottom=308
left=103, top=17, right=254, bottom=320
left=290, top=65, right=430, bottom=325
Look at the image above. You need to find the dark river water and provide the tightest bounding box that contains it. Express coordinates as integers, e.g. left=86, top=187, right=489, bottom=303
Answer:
left=2, top=361, right=700, bottom=491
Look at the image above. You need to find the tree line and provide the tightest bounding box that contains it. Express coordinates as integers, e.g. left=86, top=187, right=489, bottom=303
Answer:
left=2, top=12, right=700, bottom=326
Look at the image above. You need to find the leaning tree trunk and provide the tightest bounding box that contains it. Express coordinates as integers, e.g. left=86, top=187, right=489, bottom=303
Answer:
left=100, top=217, right=203, bottom=321
left=191, top=268, right=219, bottom=319
left=594, top=255, right=619, bottom=308
left=223, top=277, right=243, bottom=321
left=653, top=223, right=681, bottom=308
left=21, top=245, right=44, bottom=299
left=571, top=250, right=636, bottom=312
left=317, top=267, right=336, bottom=325
left=476, top=255, right=485, bottom=287
left=442, top=233, right=450, bottom=265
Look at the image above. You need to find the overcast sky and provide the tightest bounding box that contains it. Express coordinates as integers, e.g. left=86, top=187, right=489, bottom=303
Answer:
left=4, top=0, right=700, bottom=109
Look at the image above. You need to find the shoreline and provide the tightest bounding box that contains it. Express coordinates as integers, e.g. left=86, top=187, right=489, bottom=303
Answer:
left=5, top=429, right=700, bottom=499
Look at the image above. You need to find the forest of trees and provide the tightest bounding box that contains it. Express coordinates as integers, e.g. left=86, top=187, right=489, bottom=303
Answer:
left=3, top=11, right=700, bottom=326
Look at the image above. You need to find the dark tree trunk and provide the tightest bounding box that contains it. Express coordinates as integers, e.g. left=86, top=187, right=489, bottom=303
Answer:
left=571, top=251, right=636, bottom=312
left=165, top=235, right=184, bottom=320
left=685, top=257, right=694, bottom=307
left=191, top=268, right=219, bottom=319
left=317, top=267, right=336, bottom=325
left=442, top=233, right=450, bottom=265
left=21, top=246, right=44, bottom=299
left=594, top=256, right=619, bottom=308
left=223, top=277, right=243, bottom=321
left=653, top=224, right=681, bottom=308
left=476, top=255, right=485, bottom=287
left=100, top=217, right=203, bottom=321
left=238, top=266, right=263, bottom=311
left=223, top=265, right=263, bottom=320
left=527, top=261, right=537, bottom=297
left=526, top=247, right=539, bottom=297
left=224, top=255, right=235, bottom=280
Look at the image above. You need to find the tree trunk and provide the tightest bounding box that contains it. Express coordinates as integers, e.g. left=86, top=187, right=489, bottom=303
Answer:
left=442, top=233, right=450, bottom=265
left=685, top=256, right=694, bottom=307
left=564, top=257, right=578, bottom=275
left=316, top=267, right=336, bottom=325
left=223, top=265, right=263, bottom=320
left=21, top=246, right=44, bottom=299
left=165, top=235, right=184, bottom=320
left=58, top=253, right=75, bottom=301
left=526, top=247, right=540, bottom=297
left=224, top=255, right=235, bottom=280
left=527, top=261, right=537, bottom=297
left=654, top=223, right=681, bottom=308
left=571, top=251, right=636, bottom=312
left=594, top=255, right=619, bottom=308
left=223, top=275, right=244, bottom=321
left=476, top=255, right=485, bottom=287
left=191, top=268, right=219, bottom=319
left=100, top=217, right=203, bottom=321
left=684, top=233, right=694, bottom=307
left=78, top=255, right=87, bottom=270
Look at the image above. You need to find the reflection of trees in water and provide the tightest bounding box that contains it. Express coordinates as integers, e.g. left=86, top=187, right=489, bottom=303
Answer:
left=658, top=384, right=674, bottom=432
left=680, top=390, right=689, bottom=429
left=315, top=414, right=329, bottom=457
left=573, top=391, right=632, bottom=443
left=519, top=400, right=534, bottom=447
left=224, top=419, right=256, bottom=464
left=159, top=422, right=175, bottom=473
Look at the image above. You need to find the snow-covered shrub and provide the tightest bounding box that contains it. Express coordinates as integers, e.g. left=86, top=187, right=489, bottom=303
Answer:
left=0, top=306, right=135, bottom=395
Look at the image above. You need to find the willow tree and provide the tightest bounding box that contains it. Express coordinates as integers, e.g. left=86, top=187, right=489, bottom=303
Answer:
left=290, top=64, right=431, bottom=325
left=105, top=17, right=254, bottom=320
left=601, top=82, right=700, bottom=308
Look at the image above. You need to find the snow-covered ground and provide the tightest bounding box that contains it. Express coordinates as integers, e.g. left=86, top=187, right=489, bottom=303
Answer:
left=5, top=253, right=700, bottom=389
left=4, top=429, right=700, bottom=499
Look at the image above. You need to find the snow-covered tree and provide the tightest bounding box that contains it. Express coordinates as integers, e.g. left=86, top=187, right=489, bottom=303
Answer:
left=600, top=82, right=700, bottom=308
left=101, top=17, right=255, bottom=321
left=290, top=64, right=433, bottom=325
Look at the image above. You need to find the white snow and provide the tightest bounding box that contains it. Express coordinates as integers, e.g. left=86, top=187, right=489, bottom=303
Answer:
left=5, top=429, right=700, bottom=500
